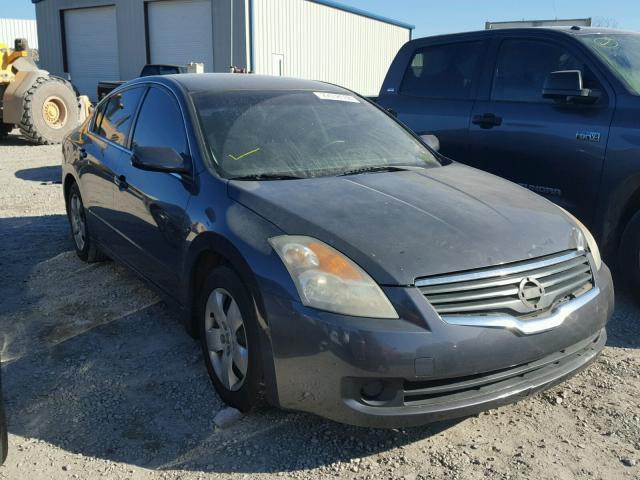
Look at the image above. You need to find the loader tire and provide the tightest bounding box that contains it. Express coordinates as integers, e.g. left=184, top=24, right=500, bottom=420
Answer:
left=0, top=123, right=13, bottom=139
left=18, top=76, right=80, bottom=145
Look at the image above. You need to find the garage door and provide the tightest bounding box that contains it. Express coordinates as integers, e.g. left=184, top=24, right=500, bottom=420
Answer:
left=148, top=0, right=214, bottom=72
left=64, top=6, right=119, bottom=101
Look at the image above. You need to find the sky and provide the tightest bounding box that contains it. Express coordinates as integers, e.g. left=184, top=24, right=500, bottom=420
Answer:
left=5, top=0, right=640, bottom=37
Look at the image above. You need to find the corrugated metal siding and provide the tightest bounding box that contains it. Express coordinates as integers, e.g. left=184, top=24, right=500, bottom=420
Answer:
left=34, top=0, right=247, bottom=81
left=0, top=18, right=39, bottom=49
left=251, top=0, right=410, bottom=96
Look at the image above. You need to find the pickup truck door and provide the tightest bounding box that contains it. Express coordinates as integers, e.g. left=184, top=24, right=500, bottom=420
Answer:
left=468, top=35, right=615, bottom=226
left=379, top=38, right=488, bottom=161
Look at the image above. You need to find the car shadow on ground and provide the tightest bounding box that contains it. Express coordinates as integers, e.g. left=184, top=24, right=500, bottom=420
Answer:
left=2, top=298, right=460, bottom=475
left=15, top=165, right=62, bottom=183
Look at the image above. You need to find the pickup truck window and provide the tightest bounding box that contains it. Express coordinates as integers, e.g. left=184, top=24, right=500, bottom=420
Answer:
left=400, top=41, right=484, bottom=99
left=93, top=87, right=144, bottom=147
left=578, top=33, right=640, bottom=95
left=492, top=39, right=597, bottom=103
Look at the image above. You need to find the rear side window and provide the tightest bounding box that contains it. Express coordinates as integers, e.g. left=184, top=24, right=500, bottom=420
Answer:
left=400, top=41, right=484, bottom=99
left=93, top=87, right=144, bottom=146
left=131, top=87, right=189, bottom=158
left=491, top=39, right=599, bottom=103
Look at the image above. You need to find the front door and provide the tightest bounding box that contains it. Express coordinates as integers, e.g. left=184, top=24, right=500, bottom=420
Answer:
left=468, top=36, right=615, bottom=226
left=111, top=86, right=193, bottom=297
left=387, top=39, right=488, bottom=161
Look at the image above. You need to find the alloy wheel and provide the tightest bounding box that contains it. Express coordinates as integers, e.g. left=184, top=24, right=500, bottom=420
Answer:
left=69, top=193, right=86, bottom=251
left=204, top=288, right=249, bottom=391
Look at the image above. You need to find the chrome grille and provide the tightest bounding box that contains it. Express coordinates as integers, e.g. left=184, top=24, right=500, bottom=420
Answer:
left=416, top=250, right=594, bottom=317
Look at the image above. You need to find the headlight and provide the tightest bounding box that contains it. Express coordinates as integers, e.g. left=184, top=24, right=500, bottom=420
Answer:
left=558, top=207, right=602, bottom=270
left=269, top=235, right=399, bottom=319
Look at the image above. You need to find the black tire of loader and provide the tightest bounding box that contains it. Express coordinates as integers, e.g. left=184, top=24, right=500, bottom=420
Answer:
left=18, top=76, right=80, bottom=145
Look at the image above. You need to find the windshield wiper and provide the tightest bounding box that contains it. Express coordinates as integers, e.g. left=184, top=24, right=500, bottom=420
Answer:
left=230, top=173, right=304, bottom=181
left=337, top=165, right=410, bottom=176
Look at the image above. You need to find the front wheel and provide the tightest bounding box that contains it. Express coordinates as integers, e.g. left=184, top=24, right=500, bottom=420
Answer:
left=198, top=266, right=262, bottom=412
left=620, top=210, right=640, bottom=297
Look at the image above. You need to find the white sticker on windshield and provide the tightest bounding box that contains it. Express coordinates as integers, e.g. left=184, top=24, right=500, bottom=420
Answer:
left=313, top=91, right=360, bottom=103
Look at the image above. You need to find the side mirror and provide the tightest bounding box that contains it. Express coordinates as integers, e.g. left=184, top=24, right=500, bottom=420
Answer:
left=542, top=70, right=599, bottom=104
left=420, top=134, right=440, bottom=152
left=131, top=145, right=190, bottom=174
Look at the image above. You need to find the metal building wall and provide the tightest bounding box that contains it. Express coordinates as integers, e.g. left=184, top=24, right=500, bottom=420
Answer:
left=251, top=0, right=411, bottom=96
left=0, top=18, right=39, bottom=49
left=33, top=0, right=247, bottom=80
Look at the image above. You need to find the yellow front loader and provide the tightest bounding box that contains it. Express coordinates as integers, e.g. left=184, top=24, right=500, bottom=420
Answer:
left=0, top=38, right=90, bottom=144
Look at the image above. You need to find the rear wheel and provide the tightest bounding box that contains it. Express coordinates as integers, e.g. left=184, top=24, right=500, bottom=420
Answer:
left=198, top=266, right=262, bottom=412
left=65, top=182, right=106, bottom=262
left=620, top=210, right=640, bottom=297
left=19, top=76, right=79, bottom=145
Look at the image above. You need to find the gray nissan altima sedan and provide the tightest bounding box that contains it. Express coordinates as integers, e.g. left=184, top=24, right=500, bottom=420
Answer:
left=62, top=74, right=613, bottom=428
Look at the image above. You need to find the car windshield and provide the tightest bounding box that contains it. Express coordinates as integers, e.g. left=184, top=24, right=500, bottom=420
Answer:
left=578, top=33, right=640, bottom=95
left=191, top=90, right=440, bottom=179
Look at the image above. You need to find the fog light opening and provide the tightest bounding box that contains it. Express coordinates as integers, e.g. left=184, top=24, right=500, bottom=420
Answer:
left=361, top=380, right=385, bottom=400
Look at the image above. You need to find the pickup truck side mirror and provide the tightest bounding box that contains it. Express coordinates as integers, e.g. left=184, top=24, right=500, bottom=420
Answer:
left=542, top=70, right=600, bottom=104
left=131, top=145, right=190, bottom=174
left=420, top=134, right=440, bottom=152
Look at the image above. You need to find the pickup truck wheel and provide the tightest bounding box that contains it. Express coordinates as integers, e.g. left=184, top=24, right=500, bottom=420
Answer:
left=620, top=211, right=640, bottom=297
left=65, top=183, right=107, bottom=263
left=198, top=266, right=262, bottom=412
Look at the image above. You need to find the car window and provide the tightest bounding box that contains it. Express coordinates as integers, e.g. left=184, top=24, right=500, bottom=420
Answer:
left=492, top=39, right=600, bottom=103
left=93, top=87, right=144, bottom=146
left=192, top=90, right=440, bottom=179
left=400, top=41, right=484, bottom=99
left=131, top=87, right=189, bottom=158
left=578, top=33, right=640, bottom=95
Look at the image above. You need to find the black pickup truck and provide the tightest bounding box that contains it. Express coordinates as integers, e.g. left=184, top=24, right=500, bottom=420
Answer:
left=377, top=27, right=640, bottom=293
left=97, top=64, right=187, bottom=100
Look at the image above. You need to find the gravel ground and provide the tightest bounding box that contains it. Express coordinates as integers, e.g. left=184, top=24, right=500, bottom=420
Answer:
left=0, top=131, right=639, bottom=480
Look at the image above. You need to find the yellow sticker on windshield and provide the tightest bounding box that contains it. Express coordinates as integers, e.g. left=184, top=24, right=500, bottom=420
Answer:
left=313, top=92, right=360, bottom=103
left=228, top=148, right=261, bottom=161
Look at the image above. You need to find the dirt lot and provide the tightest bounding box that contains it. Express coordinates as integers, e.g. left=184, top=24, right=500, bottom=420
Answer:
left=0, top=131, right=639, bottom=480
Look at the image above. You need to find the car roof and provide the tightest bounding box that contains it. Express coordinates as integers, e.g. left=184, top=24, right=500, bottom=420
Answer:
left=141, top=73, right=349, bottom=95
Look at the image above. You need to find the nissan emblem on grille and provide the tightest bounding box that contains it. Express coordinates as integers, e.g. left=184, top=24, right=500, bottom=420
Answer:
left=518, top=277, right=545, bottom=310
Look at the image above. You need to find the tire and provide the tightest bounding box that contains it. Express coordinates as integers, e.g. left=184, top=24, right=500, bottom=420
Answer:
left=620, top=210, right=640, bottom=297
left=65, top=182, right=107, bottom=263
left=198, top=266, right=263, bottom=412
left=18, top=76, right=79, bottom=145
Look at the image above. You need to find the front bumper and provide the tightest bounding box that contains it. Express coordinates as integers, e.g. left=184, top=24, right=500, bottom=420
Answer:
left=262, top=265, right=614, bottom=428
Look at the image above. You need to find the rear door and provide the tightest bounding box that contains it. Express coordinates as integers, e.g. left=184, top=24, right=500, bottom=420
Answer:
left=110, top=85, right=193, bottom=297
left=382, top=38, right=488, bottom=161
left=468, top=34, right=615, bottom=224
left=80, top=87, right=145, bottom=246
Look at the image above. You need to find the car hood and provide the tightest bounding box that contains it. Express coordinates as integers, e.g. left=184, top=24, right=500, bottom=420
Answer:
left=228, top=163, right=581, bottom=286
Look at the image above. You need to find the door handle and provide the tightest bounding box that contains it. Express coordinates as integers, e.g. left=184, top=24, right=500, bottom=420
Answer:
left=114, top=174, right=128, bottom=190
left=472, top=113, right=503, bottom=129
